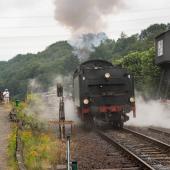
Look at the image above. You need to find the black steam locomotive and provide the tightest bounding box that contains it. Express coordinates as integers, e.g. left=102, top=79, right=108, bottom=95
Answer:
left=73, top=60, right=136, bottom=128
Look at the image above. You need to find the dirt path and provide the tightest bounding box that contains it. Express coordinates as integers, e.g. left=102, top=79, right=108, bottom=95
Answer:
left=0, top=106, right=11, bottom=169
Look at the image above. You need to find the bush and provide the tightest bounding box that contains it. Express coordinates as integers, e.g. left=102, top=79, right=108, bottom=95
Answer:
left=8, top=97, right=66, bottom=170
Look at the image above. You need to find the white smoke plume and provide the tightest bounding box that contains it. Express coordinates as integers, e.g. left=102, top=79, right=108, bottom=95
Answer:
left=25, top=77, right=80, bottom=124
left=50, top=75, right=73, bottom=95
left=126, top=96, right=170, bottom=128
left=25, top=79, right=58, bottom=121
left=28, top=79, right=43, bottom=93
left=52, top=75, right=80, bottom=123
left=54, top=0, right=121, bottom=61
left=54, top=0, right=125, bottom=33
left=69, top=32, right=107, bottom=61
left=65, top=97, right=80, bottom=123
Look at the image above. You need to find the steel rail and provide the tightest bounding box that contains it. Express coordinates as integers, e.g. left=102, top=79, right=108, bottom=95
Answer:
left=124, top=127, right=170, bottom=150
left=96, top=130, right=156, bottom=170
left=148, top=127, right=170, bottom=137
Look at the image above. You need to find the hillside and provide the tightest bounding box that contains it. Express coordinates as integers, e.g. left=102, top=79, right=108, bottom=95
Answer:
left=0, top=23, right=169, bottom=99
left=0, top=41, right=79, bottom=99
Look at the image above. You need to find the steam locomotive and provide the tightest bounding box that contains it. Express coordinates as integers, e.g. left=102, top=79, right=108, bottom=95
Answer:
left=73, top=60, right=136, bottom=128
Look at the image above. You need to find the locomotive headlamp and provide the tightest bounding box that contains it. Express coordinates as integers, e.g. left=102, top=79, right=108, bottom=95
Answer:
left=83, top=99, right=89, bottom=105
left=105, top=73, right=110, bottom=79
left=130, top=97, right=135, bottom=103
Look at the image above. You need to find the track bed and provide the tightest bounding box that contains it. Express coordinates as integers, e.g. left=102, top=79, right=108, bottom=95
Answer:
left=72, top=129, right=141, bottom=170
left=102, top=128, right=170, bottom=170
left=126, top=126, right=170, bottom=145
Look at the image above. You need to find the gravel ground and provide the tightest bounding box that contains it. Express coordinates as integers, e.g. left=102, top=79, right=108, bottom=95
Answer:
left=126, top=126, right=170, bottom=144
left=71, top=129, right=138, bottom=170
left=0, top=105, right=11, bottom=169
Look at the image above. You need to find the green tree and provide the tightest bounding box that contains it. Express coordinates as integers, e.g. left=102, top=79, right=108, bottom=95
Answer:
left=140, top=24, right=168, bottom=41
left=113, top=48, right=160, bottom=98
left=90, top=39, right=115, bottom=61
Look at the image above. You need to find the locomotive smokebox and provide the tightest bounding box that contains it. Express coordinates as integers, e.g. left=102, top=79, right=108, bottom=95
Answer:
left=155, top=30, right=170, bottom=66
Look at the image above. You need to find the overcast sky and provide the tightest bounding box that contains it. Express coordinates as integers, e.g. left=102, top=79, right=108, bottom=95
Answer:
left=0, top=0, right=170, bottom=61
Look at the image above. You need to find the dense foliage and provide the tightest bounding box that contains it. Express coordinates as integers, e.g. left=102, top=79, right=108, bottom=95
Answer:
left=8, top=100, right=66, bottom=170
left=113, top=48, right=160, bottom=98
left=90, top=23, right=170, bottom=61
left=0, top=23, right=169, bottom=99
left=0, top=41, right=79, bottom=99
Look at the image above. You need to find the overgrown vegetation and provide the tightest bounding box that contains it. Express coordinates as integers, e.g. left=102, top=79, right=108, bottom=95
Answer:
left=8, top=126, right=18, bottom=170
left=21, top=130, right=66, bottom=169
left=0, top=23, right=170, bottom=99
left=8, top=100, right=66, bottom=170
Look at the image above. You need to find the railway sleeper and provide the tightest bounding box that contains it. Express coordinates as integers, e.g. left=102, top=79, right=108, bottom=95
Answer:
left=94, top=168, right=140, bottom=170
left=148, top=128, right=170, bottom=137
left=124, top=128, right=170, bottom=151
left=96, top=131, right=156, bottom=170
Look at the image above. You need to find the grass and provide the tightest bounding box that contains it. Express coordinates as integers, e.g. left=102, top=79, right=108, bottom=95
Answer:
left=21, top=130, right=66, bottom=170
left=8, top=97, right=67, bottom=170
left=7, top=125, right=18, bottom=170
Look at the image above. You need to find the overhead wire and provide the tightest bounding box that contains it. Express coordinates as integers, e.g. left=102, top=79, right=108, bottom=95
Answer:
left=0, top=6, right=170, bottom=19
left=0, top=8, right=169, bottom=39
left=0, top=15, right=169, bottom=30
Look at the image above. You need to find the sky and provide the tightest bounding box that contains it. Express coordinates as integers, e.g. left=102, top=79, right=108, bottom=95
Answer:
left=0, top=0, right=170, bottom=61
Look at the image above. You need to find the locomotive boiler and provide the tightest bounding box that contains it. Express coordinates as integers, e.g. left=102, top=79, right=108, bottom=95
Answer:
left=73, top=60, right=136, bottom=128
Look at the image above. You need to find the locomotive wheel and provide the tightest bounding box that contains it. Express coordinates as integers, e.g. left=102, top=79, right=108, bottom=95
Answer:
left=112, top=121, right=123, bottom=129
left=118, top=121, right=124, bottom=129
left=83, top=113, right=94, bottom=130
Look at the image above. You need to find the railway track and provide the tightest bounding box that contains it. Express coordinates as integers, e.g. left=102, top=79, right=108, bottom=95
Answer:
left=148, top=127, right=170, bottom=137
left=72, top=130, right=142, bottom=170
left=96, top=127, right=170, bottom=170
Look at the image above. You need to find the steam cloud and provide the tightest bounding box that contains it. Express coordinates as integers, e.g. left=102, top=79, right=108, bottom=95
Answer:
left=54, top=0, right=123, bottom=61
left=54, top=0, right=124, bottom=33
left=25, top=77, right=79, bottom=124
left=126, top=96, right=170, bottom=128
left=69, top=32, right=107, bottom=61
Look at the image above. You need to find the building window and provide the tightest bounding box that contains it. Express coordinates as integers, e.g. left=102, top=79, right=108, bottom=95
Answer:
left=157, top=40, right=163, bottom=56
